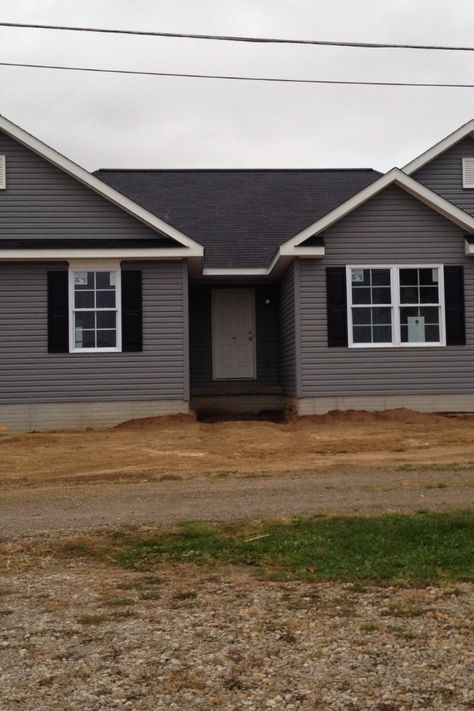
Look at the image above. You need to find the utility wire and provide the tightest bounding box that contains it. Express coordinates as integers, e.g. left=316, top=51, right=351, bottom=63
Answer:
left=0, top=61, right=472, bottom=88
left=0, top=21, right=473, bottom=52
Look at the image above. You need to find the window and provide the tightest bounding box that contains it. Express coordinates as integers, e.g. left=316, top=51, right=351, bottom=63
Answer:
left=69, top=268, right=121, bottom=352
left=347, top=266, right=445, bottom=347
left=462, top=157, right=474, bottom=188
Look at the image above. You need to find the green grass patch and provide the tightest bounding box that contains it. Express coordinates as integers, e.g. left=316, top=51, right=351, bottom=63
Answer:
left=101, top=512, right=474, bottom=583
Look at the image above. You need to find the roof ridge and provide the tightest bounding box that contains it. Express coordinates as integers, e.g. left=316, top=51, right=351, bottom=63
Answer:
left=94, top=168, right=380, bottom=174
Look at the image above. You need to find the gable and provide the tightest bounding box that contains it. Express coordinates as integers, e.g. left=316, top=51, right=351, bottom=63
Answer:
left=280, top=168, right=474, bottom=265
left=0, top=130, right=175, bottom=242
left=412, top=136, right=474, bottom=217
left=319, top=185, right=467, bottom=261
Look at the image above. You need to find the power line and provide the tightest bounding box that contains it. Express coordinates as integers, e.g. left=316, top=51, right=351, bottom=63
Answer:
left=0, top=61, right=471, bottom=88
left=0, top=60, right=472, bottom=89
left=0, top=21, right=473, bottom=52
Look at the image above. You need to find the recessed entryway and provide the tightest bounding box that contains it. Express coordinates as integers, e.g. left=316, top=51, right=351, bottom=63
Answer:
left=211, top=288, right=256, bottom=380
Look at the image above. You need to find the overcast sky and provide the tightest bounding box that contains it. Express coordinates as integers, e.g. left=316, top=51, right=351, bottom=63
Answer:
left=0, top=0, right=473, bottom=172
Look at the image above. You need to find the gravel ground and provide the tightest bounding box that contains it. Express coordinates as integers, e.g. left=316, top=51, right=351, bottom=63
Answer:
left=2, top=468, right=474, bottom=537
left=1, top=558, right=473, bottom=710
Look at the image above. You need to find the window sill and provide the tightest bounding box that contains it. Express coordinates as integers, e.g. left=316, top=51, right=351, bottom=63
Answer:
left=69, top=347, right=122, bottom=354
left=349, top=342, right=445, bottom=349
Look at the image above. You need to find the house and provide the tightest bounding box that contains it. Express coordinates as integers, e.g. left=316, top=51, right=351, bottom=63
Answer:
left=0, top=114, right=473, bottom=431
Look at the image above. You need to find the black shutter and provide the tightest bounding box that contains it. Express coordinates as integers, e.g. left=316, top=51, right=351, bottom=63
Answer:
left=326, top=267, right=348, bottom=347
left=444, top=266, right=465, bottom=346
left=121, top=270, right=143, bottom=352
left=47, top=271, right=69, bottom=353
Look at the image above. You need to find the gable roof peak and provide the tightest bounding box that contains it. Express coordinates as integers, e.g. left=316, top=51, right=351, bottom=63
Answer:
left=403, top=119, right=474, bottom=175
left=278, top=166, right=474, bottom=258
left=0, top=113, right=203, bottom=255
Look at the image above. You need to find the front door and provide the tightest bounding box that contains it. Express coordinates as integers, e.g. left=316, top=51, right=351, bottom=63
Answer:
left=212, top=288, right=256, bottom=380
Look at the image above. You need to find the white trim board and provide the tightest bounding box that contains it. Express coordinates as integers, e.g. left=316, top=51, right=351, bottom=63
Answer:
left=279, top=168, right=474, bottom=252
left=0, top=248, right=193, bottom=260
left=202, top=244, right=326, bottom=278
left=403, top=120, right=474, bottom=175
left=0, top=114, right=203, bottom=256
left=203, top=268, right=268, bottom=277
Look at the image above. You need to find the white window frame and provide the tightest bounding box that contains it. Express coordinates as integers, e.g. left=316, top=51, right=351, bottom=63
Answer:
left=462, top=157, right=474, bottom=189
left=68, top=261, right=122, bottom=353
left=346, top=265, right=446, bottom=348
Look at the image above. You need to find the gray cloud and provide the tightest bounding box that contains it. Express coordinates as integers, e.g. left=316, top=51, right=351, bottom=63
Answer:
left=0, top=0, right=473, bottom=171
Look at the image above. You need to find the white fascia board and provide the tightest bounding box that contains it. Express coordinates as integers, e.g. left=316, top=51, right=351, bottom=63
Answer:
left=398, top=174, right=474, bottom=230
left=268, top=254, right=292, bottom=279
left=280, top=168, right=474, bottom=252
left=279, top=245, right=325, bottom=257
left=203, top=268, right=269, bottom=276
left=403, top=120, right=474, bottom=175
left=267, top=245, right=325, bottom=277
left=267, top=250, right=281, bottom=275
left=203, top=247, right=325, bottom=277
left=281, top=169, right=399, bottom=250
left=0, top=248, right=199, bottom=260
left=0, top=114, right=203, bottom=255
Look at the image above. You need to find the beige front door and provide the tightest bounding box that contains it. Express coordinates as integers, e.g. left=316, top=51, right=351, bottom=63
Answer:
left=211, top=288, right=256, bottom=380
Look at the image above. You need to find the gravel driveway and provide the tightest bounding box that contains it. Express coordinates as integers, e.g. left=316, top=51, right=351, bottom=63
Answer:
left=1, top=560, right=473, bottom=710
left=1, top=467, right=473, bottom=536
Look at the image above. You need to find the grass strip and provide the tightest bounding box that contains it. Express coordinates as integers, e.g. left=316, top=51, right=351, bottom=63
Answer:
left=90, top=512, right=474, bottom=583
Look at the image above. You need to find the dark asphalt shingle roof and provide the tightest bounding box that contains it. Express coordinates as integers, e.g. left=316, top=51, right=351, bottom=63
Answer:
left=95, top=169, right=381, bottom=268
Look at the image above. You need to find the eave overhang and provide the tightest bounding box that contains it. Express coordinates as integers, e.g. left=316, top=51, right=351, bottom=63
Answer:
left=200, top=238, right=326, bottom=280
left=0, top=243, right=203, bottom=273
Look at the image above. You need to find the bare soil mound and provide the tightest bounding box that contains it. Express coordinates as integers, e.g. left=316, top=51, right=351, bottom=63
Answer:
left=114, top=412, right=197, bottom=430
left=301, top=407, right=450, bottom=426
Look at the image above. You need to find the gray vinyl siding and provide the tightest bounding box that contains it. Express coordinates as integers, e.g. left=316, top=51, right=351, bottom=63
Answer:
left=0, top=261, right=188, bottom=403
left=189, top=284, right=279, bottom=393
left=412, top=136, right=474, bottom=216
left=278, top=263, right=298, bottom=396
left=298, top=185, right=474, bottom=397
left=0, top=132, right=162, bottom=239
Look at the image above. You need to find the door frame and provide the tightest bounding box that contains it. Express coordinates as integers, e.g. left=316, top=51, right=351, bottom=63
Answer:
left=211, top=288, right=257, bottom=381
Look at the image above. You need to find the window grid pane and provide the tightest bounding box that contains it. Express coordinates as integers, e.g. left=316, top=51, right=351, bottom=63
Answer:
left=352, top=306, right=392, bottom=344
left=351, top=268, right=391, bottom=307
left=73, top=270, right=118, bottom=350
left=398, top=268, right=441, bottom=344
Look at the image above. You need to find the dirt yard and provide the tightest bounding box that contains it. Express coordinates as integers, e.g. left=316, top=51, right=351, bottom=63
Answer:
left=2, top=408, right=474, bottom=488
left=1, top=408, right=473, bottom=536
